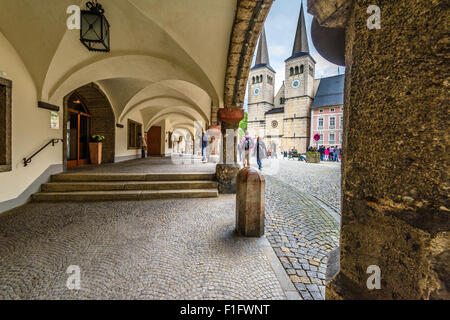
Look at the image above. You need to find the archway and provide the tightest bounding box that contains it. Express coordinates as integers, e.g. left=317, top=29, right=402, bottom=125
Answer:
left=63, top=83, right=115, bottom=168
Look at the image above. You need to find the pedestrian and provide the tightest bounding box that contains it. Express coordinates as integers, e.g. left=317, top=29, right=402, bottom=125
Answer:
left=325, top=147, right=329, bottom=161
left=240, top=131, right=254, bottom=168
left=254, top=137, right=267, bottom=170
left=329, top=146, right=334, bottom=162
left=335, top=147, right=341, bottom=162
left=201, top=130, right=209, bottom=162
left=319, top=146, right=325, bottom=162
left=139, top=133, right=147, bottom=158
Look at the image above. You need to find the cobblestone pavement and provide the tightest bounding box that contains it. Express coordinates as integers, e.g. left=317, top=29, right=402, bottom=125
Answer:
left=261, top=162, right=341, bottom=300
left=0, top=196, right=287, bottom=300
left=263, top=159, right=341, bottom=212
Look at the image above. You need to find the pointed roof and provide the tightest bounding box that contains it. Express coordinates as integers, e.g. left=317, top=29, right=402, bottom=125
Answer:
left=251, top=27, right=275, bottom=72
left=255, top=27, right=270, bottom=66
left=286, top=2, right=311, bottom=61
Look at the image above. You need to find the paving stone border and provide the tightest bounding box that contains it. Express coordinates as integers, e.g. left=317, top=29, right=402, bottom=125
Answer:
left=264, top=174, right=340, bottom=300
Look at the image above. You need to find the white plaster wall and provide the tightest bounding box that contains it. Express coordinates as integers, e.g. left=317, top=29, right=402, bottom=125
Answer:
left=114, top=109, right=145, bottom=160
left=0, top=32, right=63, bottom=202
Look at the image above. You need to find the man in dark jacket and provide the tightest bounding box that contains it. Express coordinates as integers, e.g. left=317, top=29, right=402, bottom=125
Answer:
left=254, top=137, right=267, bottom=170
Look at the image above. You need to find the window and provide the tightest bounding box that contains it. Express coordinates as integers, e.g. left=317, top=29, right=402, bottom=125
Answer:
left=340, top=116, right=343, bottom=129
left=295, top=66, right=299, bottom=74
left=280, top=98, right=285, bottom=105
left=318, top=134, right=323, bottom=144
left=128, top=119, right=142, bottom=149
left=290, top=68, right=294, bottom=76
left=0, top=77, right=12, bottom=172
left=252, top=77, right=255, bottom=84
left=318, top=118, right=324, bottom=130
left=300, top=65, right=304, bottom=74
left=329, top=117, right=336, bottom=129
left=329, top=133, right=335, bottom=144
left=319, top=109, right=324, bottom=113
left=331, top=108, right=335, bottom=112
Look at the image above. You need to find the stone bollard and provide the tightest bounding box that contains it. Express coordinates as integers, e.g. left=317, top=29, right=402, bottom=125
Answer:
left=236, top=167, right=265, bottom=237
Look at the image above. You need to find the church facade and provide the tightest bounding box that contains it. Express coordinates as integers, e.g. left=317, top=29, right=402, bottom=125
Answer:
left=247, top=4, right=344, bottom=154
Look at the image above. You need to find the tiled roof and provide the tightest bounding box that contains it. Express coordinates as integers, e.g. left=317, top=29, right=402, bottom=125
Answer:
left=312, top=74, right=345, bottom=108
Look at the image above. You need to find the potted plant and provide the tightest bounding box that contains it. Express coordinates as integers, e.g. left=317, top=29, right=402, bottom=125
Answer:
left=89, top=134, right=105, bottom=165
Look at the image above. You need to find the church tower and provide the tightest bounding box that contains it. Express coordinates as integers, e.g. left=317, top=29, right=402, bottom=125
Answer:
left=283, top=2, right=316, bottom=152
left=247, top=27, right=275, bottom=139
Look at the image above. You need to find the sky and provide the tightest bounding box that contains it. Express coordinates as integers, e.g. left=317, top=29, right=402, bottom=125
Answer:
left=244, top=0, right=344, bottom=111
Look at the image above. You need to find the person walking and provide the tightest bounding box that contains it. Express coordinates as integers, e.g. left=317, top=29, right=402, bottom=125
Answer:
left=201, top=131, right=209, bottom=162
left=240, top=131, right=254, bottom=168
left=139, top=133, right=147, bottom=158
left=319, top=145, right=325, bottom=162
left=254, top=137, right=267, bottom=170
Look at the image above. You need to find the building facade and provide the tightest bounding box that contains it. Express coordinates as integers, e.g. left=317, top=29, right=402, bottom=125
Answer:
left=247, top=3, right=344, bottom=153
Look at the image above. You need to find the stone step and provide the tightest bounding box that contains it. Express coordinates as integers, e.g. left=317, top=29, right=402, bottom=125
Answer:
left=32, top=189, right=219, bottom=202
left=41, top=181, right=218, bottom=192
left=51, top=173, right=216, bottom=182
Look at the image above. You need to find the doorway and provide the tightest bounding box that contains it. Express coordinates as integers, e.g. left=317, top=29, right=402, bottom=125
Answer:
left=147, top=126, right=162, bottom=156
left=66, top=94, right=92, bottom=168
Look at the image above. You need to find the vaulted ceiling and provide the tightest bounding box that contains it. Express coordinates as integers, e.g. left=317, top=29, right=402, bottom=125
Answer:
left=0, top=0, right=238, bottom=129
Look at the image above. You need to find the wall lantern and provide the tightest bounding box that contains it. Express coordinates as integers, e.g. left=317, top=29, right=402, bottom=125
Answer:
left=80, top=1, right=110, bottom=52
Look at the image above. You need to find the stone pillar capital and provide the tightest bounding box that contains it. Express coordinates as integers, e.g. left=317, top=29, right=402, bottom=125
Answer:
left=219, top=108, right=244, bottom=124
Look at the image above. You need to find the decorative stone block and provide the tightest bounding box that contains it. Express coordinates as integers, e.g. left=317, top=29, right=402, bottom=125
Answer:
left=216, top=163, right=241, bottom=194
left=236, top=167, right=265, bottom=237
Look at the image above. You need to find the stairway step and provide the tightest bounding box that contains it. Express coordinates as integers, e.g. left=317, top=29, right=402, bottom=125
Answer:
left=32, top=189, right=219, bottom=202
left=41, top=181, right=218, bottom=192
left=51, top=173, right=216, bottom=182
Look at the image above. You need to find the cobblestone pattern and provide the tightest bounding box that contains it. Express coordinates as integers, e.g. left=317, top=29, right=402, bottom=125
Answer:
left=0, top=196, right=286, bottom=300
left=264, top=174, right=340, bottom=300
left=268, top=159, right=342, bottom=212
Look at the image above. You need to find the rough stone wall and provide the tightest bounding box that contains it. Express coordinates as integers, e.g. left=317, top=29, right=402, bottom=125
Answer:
left=223, top=0, right=274, bottom=114
left=325, top=0, right=449, bottom=299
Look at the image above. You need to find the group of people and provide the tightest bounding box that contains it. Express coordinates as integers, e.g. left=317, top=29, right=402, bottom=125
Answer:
left=238, top=132, right=267, bottom=170
left=315, top=145, right=342, bottom=162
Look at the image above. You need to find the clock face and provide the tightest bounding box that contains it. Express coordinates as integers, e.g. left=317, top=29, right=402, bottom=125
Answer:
left=253, top=88, right=261, bottom=96
left=292, top=80, right=301, bottom=89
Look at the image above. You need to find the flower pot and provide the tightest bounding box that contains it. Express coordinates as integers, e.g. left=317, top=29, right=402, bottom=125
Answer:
left=89, top=142, right=103, bottom=165
left=306, top=152, right=321, bottom=163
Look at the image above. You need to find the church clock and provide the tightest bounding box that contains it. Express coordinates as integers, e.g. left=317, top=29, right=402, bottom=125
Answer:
left=292, top=80, right=301, bottom=89
left=253, top=88, right=261, bottom=96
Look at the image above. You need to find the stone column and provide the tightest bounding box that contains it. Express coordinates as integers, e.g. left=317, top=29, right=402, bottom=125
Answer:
left=236, top=167, right=265, bottom=237
left=215, top=108, right=244, bottom=194
left=308, top=0, right=449, bottom=300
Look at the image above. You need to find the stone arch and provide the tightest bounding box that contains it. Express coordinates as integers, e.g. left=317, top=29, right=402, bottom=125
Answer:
left=63, top=83, right=115, bottom=167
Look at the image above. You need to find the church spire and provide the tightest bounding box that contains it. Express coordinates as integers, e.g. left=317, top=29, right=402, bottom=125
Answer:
left=291, top=2, right=309, bottom=56
left=255, top=26, right=270, bottom=67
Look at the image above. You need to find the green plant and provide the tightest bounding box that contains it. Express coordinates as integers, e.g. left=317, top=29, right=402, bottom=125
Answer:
left=238, top=112, right=248, bottom=139
left=91, top=134, right=105, bottom=142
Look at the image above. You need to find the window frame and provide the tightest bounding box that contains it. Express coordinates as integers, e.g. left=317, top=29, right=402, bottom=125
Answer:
left=329, top=117, right=336, bottom=129
left=318, top=117, right=324, bottom=130
left=127, top=119, right=142, bottom=150
left=329, top=133, right=335, bottom=144
left=0, top=77, right=12, bottom=173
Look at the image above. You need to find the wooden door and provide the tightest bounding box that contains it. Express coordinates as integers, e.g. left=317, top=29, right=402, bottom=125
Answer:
left=147, top=126, right=162, bottom=156
left=67, top=109, right=92, bottom=168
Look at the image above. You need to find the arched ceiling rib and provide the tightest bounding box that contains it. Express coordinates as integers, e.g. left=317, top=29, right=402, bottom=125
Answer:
left=0, top=0, right=240, bottom=113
